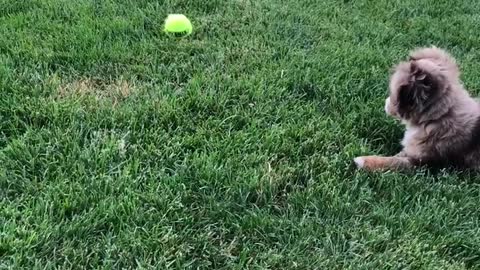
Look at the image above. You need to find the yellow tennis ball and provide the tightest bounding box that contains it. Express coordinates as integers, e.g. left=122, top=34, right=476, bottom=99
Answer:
left=164, top=14, right=193, bottom=37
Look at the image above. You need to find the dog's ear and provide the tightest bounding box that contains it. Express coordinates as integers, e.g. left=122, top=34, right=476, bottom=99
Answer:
left=409, top=62, right=438, bottom=102
left=397, top=62, right=439, bottom=118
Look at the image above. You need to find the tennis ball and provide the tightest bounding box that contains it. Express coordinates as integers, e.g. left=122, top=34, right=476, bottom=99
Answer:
left=164, top=14, right=193, bottom=37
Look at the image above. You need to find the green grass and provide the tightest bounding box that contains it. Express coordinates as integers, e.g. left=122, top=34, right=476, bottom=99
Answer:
left=2, top=0, right=480, bottom=268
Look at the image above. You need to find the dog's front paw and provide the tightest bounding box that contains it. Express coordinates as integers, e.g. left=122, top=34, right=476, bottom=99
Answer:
left=353, top=157, right=366, bottom=169
left=353, top=155, right=408, bottom=171
left=354, top=156, right=384, bottom=171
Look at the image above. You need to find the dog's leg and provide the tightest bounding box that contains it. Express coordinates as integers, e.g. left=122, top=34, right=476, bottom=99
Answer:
left=354, top=155, right=415, bottom=171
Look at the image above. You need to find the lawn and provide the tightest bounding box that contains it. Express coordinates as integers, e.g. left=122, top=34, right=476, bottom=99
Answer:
left=1, top=0, right=480, bottom=269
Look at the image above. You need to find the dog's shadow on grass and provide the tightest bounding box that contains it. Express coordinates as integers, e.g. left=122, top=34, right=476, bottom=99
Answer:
left=429, top=167, right=480, bottom=184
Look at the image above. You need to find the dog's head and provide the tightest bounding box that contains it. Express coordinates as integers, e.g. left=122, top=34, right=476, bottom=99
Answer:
left=385, top=47, right=459, bottom=124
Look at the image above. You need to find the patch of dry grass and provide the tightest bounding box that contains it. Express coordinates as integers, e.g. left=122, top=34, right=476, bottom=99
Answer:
left=56, top=78, right=136, bottom=105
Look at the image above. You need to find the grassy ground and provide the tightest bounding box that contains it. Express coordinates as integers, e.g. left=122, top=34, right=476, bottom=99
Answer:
left=1, top=0, right=480, bottom=269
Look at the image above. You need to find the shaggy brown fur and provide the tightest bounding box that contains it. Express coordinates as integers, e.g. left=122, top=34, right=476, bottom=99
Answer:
left=355, top=47, right=480, bottom=171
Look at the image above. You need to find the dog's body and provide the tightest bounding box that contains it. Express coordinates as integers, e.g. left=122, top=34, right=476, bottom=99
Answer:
left=355, top=47, right=480, bottom=171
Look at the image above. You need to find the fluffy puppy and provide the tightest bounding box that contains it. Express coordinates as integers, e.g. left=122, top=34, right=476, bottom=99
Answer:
left=355, top=47, right=480, bottom=171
